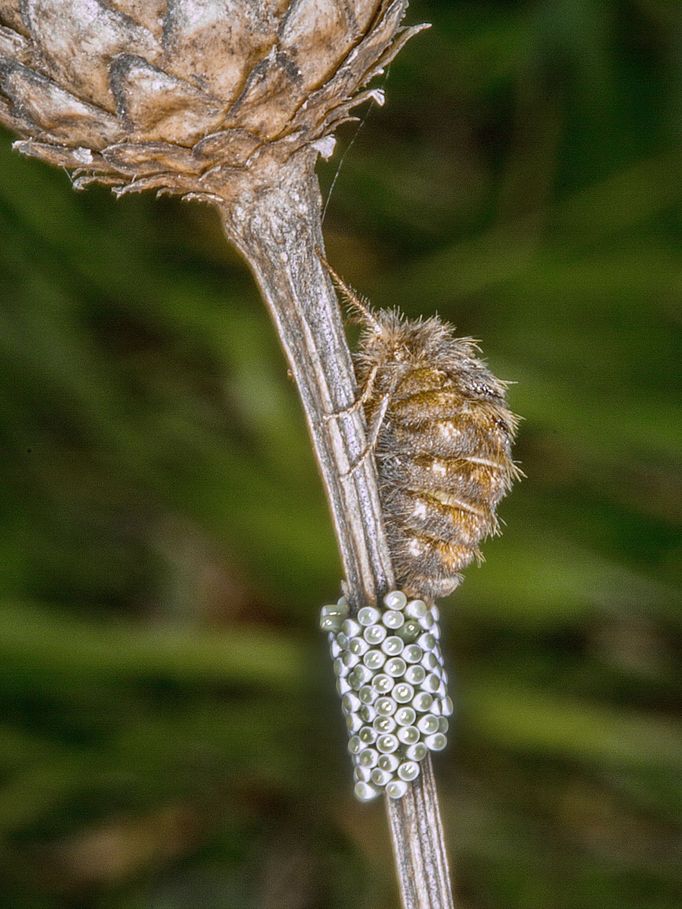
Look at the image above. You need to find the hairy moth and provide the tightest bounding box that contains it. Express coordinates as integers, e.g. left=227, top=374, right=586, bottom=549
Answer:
left=322, top=255, right=521, bottom=601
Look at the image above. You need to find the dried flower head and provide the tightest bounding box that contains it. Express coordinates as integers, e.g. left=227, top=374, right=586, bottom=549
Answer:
left=0, top=1, right=425, bottom=201
left=323, top=258, right=521, bottom=601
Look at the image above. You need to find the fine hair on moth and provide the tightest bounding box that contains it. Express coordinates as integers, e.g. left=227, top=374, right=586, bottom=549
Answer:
left=318, top=250, right=522, bottom=602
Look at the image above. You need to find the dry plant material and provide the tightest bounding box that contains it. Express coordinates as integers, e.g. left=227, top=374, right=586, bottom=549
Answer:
left=0, top=1, right=424, bottom=200
left=0, top=4, right=468, bottom=906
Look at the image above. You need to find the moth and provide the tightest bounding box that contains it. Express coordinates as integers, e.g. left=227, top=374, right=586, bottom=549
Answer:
left=320, top=253, right=521, bottom=601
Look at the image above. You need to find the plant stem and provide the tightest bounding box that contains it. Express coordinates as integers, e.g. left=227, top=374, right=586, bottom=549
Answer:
left=218, top=151, right=454, bottom=909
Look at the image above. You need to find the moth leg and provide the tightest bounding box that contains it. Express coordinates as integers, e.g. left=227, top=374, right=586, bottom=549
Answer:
left=321, top=363, right=379, bottom=423
left=341, top=393, right=389, bottom=478
left=316, top=247, right=382, bottom=332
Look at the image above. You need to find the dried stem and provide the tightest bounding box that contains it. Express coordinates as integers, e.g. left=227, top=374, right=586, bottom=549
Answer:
left=218, top=151, right=454, bottom=909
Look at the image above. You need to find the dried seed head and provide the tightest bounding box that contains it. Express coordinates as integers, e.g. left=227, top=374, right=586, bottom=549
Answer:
left=0, top=2, right=426, bottom=200
left=324, top=259, right=521, bottom=601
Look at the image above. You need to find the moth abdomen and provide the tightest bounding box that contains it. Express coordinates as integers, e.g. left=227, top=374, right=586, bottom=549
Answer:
left=383, top=486, right=491, bottom=546
left=383, top=454, right=508, bottom=502
left=357, top=312, right=519, bottom=601
left=318, top=253, right=519, bottom=602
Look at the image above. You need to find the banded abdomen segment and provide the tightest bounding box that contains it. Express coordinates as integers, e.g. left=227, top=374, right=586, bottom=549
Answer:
left=375, top=365, right=517, bottom=599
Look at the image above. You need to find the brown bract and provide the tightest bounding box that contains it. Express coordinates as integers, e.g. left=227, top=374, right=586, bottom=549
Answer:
left=0, top=0, right=425, bottom=202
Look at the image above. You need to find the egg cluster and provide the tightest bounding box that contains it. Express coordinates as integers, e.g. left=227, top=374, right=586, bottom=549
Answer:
left=321, top=589, right=452, bottom=801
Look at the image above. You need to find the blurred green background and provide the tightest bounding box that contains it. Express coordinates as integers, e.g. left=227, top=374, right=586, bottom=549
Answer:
left=1, top=1, right=681, bottom=907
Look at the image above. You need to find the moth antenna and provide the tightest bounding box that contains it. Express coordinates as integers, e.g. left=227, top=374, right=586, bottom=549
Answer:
left=316, top=248, right=382, bottom=333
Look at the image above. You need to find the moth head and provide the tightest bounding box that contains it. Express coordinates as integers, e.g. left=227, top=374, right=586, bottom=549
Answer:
left=360, top=309, right=421, bottom=367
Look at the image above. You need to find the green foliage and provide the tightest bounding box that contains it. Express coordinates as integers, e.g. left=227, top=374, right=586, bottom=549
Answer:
left=1, top=1, right=680, bottom=906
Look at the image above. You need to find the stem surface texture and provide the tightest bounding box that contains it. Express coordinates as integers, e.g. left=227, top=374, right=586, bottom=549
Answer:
left=218, top=151, right=454, bottom=909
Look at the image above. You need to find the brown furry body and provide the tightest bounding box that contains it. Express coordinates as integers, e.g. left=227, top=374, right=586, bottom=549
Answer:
left=318, top=252, right=520, bottom=601
left=355, top=309, right=520, bottom=600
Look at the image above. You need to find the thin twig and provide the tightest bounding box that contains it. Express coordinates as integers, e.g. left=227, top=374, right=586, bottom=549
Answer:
left=218, top=151, right=454, bottom=909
